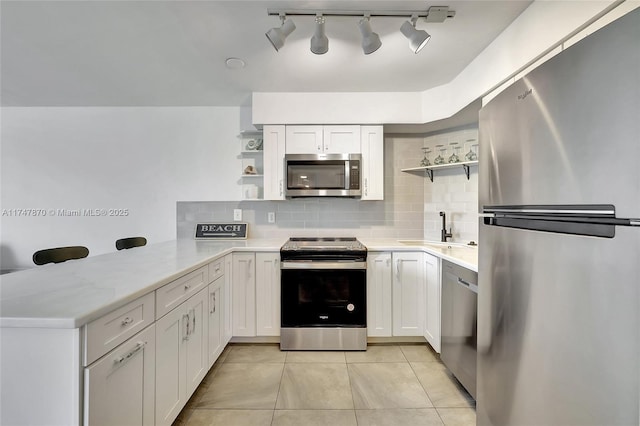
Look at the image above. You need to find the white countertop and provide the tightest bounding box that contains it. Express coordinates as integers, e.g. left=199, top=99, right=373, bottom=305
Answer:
left=360, top=238, right=478, bottom=273
left=0, top=237, right=476, bottom=329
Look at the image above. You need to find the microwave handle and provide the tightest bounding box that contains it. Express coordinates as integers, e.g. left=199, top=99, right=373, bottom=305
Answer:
left=345, top=161, right=350, bottom=189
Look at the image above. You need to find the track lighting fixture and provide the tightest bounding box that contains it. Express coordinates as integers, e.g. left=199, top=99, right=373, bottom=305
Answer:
left=310, top=14, right=329, bottom=55
left=358, top=17, right=382, bottom=55
left=265, top=13, right=296, bottom=52
left=400, top=15, right=431, bottom=54
left=266, top=6, right=454, bottom=55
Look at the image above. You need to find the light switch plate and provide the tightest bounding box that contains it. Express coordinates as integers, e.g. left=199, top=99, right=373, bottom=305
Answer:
left=268, top=212, right=276, bottom=223
left=233, top=209, right=242, bottom=221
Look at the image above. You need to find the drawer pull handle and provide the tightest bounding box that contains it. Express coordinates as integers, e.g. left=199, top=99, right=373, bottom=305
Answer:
left=121, top=317, right=134, bottom=326
left=191, top=308, right=196, bottom=334
left=184, top=284, right=191, bottom=291
left=114, top=341, right=146, bottom=365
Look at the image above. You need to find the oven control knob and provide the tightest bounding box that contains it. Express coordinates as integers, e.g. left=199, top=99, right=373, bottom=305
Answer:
left=347, top=303, right=355, bottom=312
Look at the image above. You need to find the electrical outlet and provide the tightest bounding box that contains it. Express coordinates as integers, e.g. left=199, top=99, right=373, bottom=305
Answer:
left=268, top=212, right=276, bottom=223
left=233, top=209, right=242, bottom=221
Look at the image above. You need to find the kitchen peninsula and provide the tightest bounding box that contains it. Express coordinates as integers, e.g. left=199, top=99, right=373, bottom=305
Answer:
left=0, top=238, right=476, bottom=425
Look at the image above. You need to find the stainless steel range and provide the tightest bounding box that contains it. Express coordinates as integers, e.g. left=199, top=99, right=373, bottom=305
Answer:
left=280, top=237, right=367, bottom=351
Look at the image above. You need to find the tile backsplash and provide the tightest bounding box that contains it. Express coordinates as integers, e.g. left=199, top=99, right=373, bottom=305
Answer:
left=422, top=127, right=479, bottom=244
left=178, top=128, right=479, bottom=244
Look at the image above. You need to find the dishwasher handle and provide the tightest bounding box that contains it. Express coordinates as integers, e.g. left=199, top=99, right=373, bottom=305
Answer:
left=457, top=277, right=479, bottom=294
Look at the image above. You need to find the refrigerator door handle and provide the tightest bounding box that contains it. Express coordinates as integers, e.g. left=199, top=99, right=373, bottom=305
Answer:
left=481, top=204, right=638, bottom=238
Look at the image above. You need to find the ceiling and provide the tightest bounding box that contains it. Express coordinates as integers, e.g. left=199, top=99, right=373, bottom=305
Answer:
left=0, top=1, right=532, bottom=108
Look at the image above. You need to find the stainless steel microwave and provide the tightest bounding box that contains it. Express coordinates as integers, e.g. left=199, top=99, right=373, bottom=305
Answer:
left=284, top=153, right=362, bottom=197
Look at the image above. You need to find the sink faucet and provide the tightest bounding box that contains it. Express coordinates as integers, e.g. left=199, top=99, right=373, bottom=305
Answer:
left=440, top=211, right=453, bottom=242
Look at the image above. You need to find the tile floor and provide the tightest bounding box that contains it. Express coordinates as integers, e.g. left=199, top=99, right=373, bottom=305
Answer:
left=173, top=343, right=475, bottom=426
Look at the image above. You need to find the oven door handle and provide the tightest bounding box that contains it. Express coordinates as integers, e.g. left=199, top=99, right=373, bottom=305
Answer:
left=281, top=261, right=366, bottom=270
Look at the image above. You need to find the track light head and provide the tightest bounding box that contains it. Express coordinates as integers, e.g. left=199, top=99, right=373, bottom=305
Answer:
left=266, top=14, right=296, bottom=52
left=310, top=15, right=329, bottom=55
left=358, top=17, right=382, bottom=55
left=400, top=17, right=431, bottom=54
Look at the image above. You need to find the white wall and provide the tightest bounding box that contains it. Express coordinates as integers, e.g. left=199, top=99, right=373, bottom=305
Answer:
left=0, top=106, right=245, bottom=270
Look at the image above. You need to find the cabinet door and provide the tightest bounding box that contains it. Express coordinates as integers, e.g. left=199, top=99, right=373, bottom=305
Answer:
left=424, top=253, right=441, bottom=353
left=208, top=278, right=223, bottom=368
left=184, top=288, right=208, bottom=399
left=232, top=252, right=256, bottom=337
left=392, top=252, right=426, bottom=336
left=360, top=125, right=384, bottom=200
left=223, top=254, right=233, bottom=344
left=285, top=125, right=324, bottom=154
left=263, top=125, right=286, bottom=200
left=255, top=252, right=281, bottom=336
left=84, top=325, right=155, bottom=426
left=366, top=252, right=392, bottom=337
left=323, top=125, right=361, bottom=153
left=155, top=306, right=187, bottom=426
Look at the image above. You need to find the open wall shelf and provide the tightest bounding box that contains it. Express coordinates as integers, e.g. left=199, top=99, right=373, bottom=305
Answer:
left=401, top=160, right=478, bottom=182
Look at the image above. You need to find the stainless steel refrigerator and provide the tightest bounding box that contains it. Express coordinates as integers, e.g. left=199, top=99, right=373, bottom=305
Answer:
left=478, top=9, right=639, bottom=426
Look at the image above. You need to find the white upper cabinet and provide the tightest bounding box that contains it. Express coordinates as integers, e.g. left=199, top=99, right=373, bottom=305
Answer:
left=360, top=125, right=384, bottom=200
left=285, top=125, right=324, bottom=154
left=285, top=125, right=361, bottom=154
left=263, top=125, right=286, bottom=200
left=322, top=125, right=361, bottom=153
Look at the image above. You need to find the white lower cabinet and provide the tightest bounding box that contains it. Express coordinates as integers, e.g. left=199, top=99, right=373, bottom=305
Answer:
left=424, top=253, right=441, bottom=352
left=155, top=287, right=208, bottom=426
left=84, top=324, right=156, bottom=426
left=255, top=252, right=281, bottom=336
left=223, top=254, right=233, bottom=344
left=207, top=277, right=224, bottom=368
left=367, top=251, right=427, bottom=338
left=232, top=252, right=256, bottom=337
left=392, top=252, right=426, bottom=336
left=367, top=252, right=393, bottom=337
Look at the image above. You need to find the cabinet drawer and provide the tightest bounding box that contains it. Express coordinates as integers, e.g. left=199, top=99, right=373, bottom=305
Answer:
left=156, top=266, right=208, bottom=319
left=208, top=258, right=224, bottom=283
left=84, top=292, right=155, bottom=366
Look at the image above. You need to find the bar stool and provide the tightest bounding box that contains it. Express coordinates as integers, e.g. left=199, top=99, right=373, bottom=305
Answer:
left=115, top=237, right=147, bottom=251
left=33, top=246, right=89, bottom=265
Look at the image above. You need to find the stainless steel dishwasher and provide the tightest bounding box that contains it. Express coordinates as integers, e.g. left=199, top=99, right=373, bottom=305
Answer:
left=441, top=260, right=478, bottom=399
